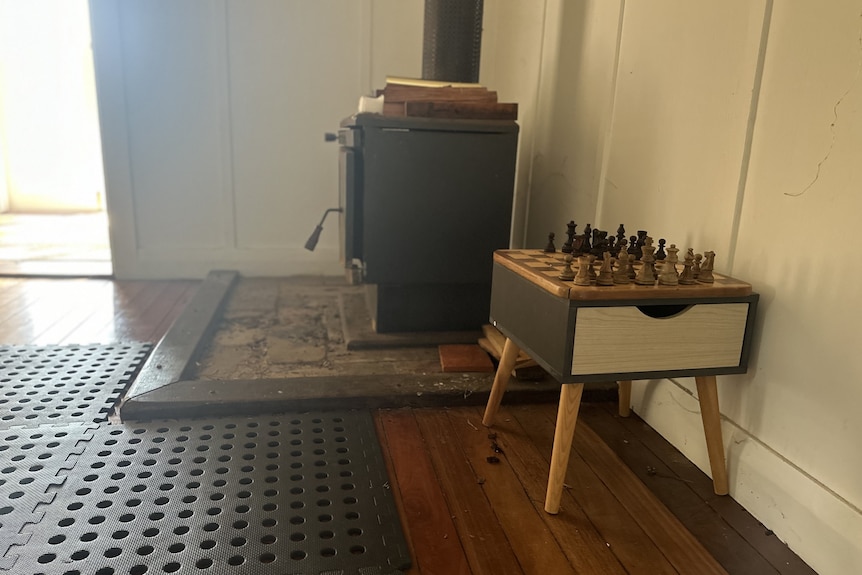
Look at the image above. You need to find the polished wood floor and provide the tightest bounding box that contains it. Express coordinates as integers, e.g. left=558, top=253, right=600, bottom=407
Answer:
left=0, top=212, right=112, bottom=277
left=0, top=277, right=816, bottom=575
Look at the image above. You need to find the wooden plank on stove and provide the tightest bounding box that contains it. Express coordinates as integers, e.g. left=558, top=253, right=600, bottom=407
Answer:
left=376, top=409, right=470, bottom=575
left=510, top=403, right=679, bottom=575
left=445, top=407, right=580, bottom=575
left=405, top=101, right=518, bottom=121
left=484, top=405, right=629, bottom=574
left=413, top=409, right=525, bottom=575
left=381, top=84, right=498, bottom=103
left=587, top=403, right=816, bottom=575
left=438, top=344, right=495, bottom=372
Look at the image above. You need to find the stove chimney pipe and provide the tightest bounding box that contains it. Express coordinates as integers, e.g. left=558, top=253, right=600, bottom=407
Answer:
left=422, top=0, right=484, bottom=83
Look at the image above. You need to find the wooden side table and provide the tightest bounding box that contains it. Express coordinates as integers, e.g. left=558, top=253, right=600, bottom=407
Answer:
left=482, top=250, right=758, bottom=514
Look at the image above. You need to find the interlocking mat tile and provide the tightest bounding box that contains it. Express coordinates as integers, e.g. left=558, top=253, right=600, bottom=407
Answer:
left=12, top=412, right=411, bottom=575
left=0, top=424, right=97, bottom=570
left=0, top=344, right=151, bottom=429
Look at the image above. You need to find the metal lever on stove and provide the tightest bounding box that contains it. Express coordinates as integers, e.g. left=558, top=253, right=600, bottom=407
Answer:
left=304, top=207, right=343, bottom=251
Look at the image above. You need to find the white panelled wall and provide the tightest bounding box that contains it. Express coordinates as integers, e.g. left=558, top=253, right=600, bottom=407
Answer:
left=89, top=1, right=861, bottom=572
left=488, top=1, right=861, bottom=574
left=89, top=0, right=422, bottom=279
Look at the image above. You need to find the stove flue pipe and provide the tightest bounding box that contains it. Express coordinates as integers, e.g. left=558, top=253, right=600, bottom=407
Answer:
left=422, top=0, right=484, bottom=83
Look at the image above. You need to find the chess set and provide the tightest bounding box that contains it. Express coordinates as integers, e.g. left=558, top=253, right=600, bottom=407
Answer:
left=495, top=222, right=753, bottom=301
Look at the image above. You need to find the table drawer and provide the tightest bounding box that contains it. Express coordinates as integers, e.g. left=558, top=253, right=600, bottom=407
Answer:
left=571, top=303, right=750, bottom=375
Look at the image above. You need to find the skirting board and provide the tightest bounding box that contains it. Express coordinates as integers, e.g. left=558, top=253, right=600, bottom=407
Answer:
left=114, top=246, right=346, bottom=279
left=630, top=379, right=861, bottom=575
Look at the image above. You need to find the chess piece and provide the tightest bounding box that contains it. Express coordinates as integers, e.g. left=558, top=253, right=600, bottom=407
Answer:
left=562, top=221, right=577, bottom=253
left=679, top=248, right=697, bottom=284
left=613, top=241, right=631, bottom=284
left=656, top=238, right=667, bottom=260
left=628, top=235, right=639, bottom=257
left=544, top=232, right=556, bottom=253
left=587, top=255, right=598, bottom=282
left=693, top=253, right=703, bottom=278
left=658, top=243, right=679, bottom=286
left=616, top=224, right=626, bottom=247
left=582, top=224, right=592, bottom=252
left=558, top=253, right=576, bottom=280
left=573, top=255, right=591, bottom=286
left=626, top=254, right=637, bottom=280
left=635, top=230, right=648, bottom=259
left=597, top=252, right=614, bottom=286
left=635, top=237, right=657, bottom=285
left=698, top=251, right=715, bottom=283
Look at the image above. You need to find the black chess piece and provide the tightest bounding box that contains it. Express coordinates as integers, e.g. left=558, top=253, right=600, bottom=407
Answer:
left=592, top=230, right=609, bottom=257
left=544, top=232, right=556, bottom=253
left=635, top=231, right=648, bottom=259
left=656, top=238, right=667, bottom=260
left=628, top=235, right=639, bottom=257
left=616, top=224, right=626, bottom=247
left=582, top=224, right=592, bottom=251
left=561, top=221, right=577, bottom=253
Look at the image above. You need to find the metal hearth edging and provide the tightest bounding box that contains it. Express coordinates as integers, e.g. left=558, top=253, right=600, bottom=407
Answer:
left=118, top=272, right=616, bottom=421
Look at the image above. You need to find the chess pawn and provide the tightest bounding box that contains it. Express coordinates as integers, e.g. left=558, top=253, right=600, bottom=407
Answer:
left=656, top=238, right=667, bottom=260
left=586, top=255, right=598, bottom=283
left=626, top=254, right=637, bottom=280
left=597, top=252, right=614, bottom=286
left=544, top=232, right=556, bottom=253
left=557, top=253, right=576, bottom=280
left=573, top=255, right=592, bottom=286
left=698, top=251, right=716, bottom=283
left=679, top=248, right=697, bottom=285
left=692, top=253, right=702, bottom=278
left=628, top=235, right=639, bottom=257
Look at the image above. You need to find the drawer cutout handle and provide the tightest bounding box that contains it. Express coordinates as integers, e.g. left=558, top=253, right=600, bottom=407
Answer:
left=636, top=304, right=692, bottom=319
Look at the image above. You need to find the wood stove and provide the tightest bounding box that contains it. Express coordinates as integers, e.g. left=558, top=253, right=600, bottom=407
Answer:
left=337, top=113, right=518, bottom=332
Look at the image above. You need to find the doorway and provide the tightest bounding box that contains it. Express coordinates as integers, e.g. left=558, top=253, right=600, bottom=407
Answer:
left=0, top=0, right=111, bottom=276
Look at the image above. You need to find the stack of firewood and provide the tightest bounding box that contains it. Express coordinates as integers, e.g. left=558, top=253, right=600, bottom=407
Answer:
left=376, top=78, right=518, bottom=121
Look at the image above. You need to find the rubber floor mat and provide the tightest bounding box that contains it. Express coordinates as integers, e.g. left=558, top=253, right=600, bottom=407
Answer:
left=0, top=344, right=151, bottom=430
left=0, top=423, right=96, bottom=570
left=11, top=412, right=411, bottom=575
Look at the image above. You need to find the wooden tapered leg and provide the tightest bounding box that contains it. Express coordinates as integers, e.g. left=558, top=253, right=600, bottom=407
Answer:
left=482, top=337, right=521, bottom=427
left=695, top=375, right=729, bottom=495
left=617, top=380, right=632, bottom=417
left=544, top=383, right=584, bottom=514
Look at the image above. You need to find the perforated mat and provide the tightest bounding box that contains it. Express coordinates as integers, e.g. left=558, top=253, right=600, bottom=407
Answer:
left=0, top=424, right=97, bottom=569
left=0, top=344, right=151, bottom=430
left=10, top=412, right=411, bottom=575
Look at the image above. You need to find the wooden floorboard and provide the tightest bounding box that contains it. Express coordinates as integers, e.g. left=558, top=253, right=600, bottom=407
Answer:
left=376, top=409, right=469, bottom=575
left=413, top=409, right=525, bottom=575
left=511, top=403, right=681, bottom=575
left=465, top=405, right=628, bottom=575
left=583, top=402, right=818, bottom=575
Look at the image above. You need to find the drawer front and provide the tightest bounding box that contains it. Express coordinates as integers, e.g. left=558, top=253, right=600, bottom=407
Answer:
left=571, top=303, right=750, bottom=375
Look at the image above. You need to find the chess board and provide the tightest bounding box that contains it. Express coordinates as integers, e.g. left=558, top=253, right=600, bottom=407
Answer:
left=494, top=249, right=753, bottom=301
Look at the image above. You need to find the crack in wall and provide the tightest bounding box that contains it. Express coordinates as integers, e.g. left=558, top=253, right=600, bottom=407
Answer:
left=787, top=10, right=862, bottom=197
